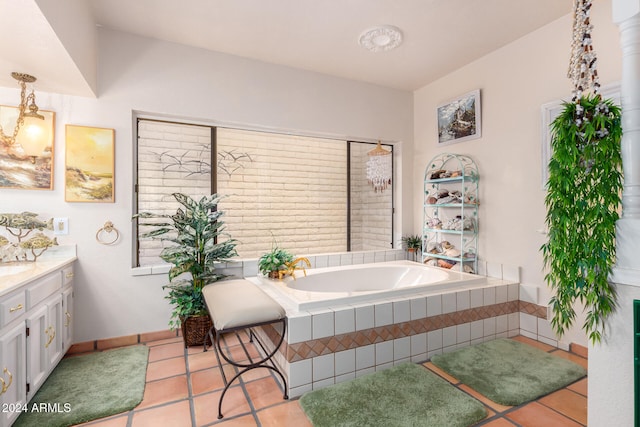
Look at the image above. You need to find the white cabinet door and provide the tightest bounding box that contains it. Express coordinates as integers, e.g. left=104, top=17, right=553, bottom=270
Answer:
left=0, top=322, right=27, bottom=427
left=62, top=287, right=73, bottom=354
left=45, top=294, right=63, bottom=367
left=25, top=305, right=48, bottom=399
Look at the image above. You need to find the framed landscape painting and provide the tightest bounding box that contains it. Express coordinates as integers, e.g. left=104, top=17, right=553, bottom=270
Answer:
left=0, top=106, right=55, bottom=190
left=65, top=125, right=115, bottom=202
left=437, top=89, right=481, bottom=145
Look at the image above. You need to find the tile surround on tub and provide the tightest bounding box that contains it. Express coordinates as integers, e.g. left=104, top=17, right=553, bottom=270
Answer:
left=262, top=293, right=553, bottom=395
left=242, top=254, right=562, bottom=396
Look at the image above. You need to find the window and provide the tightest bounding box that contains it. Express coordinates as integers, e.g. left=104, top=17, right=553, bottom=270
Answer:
left=134, top=119, right=393, bottom=266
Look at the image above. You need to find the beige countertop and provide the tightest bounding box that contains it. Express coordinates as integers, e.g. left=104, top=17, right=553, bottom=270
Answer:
left=0, top=246, right=77, bottom=297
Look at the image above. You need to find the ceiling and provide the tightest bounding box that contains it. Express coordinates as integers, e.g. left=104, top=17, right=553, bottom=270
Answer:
left=0, top=0, right=572, bottom=97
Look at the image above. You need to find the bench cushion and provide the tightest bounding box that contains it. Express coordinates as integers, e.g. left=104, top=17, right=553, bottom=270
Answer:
left=202, top=279, right=285, bottom=330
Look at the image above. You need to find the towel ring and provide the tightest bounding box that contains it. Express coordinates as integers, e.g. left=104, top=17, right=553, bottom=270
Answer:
left=96, top=221, right=120, bottom=245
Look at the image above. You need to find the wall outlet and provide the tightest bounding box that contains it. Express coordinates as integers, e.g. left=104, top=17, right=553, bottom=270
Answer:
left=53, top=217, right=69, bottom=235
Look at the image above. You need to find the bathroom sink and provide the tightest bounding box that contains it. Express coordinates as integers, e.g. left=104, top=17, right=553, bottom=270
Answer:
left=0, top=263, right=34, bottom=275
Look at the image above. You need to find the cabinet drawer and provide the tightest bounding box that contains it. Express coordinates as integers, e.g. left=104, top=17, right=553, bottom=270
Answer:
left=0, top=291, right=26, bottom=327
left=62, top=266, right=74, bottom=286
left=26, top=273, right=61, bottom=309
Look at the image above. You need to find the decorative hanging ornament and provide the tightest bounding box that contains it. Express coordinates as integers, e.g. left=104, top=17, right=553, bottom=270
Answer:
left=366, top=141, right=392, bottom=193
left=568, top=0, right=600, bottom=101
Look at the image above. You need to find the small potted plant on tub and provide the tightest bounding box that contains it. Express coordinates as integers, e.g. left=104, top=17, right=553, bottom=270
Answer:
left=402, top=235, right=422, bottom=261
left=258, top=245, right=295, bottom=279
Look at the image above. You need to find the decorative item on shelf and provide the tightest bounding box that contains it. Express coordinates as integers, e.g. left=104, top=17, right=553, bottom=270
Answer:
left=401, top=235, right=422, bottom=261
left=96, top=221, right=120, bottom=245
left=0, top=211, right=56, bottom=262
left=366, top=141, right=392, bottom=193
left=134, top=193, right=238, bottom=347
left=542, top=0, right=622, bottom=344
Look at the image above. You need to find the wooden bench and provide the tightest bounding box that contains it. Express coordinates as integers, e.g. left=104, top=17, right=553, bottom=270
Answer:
left=202, top=279, right=288, bottom=419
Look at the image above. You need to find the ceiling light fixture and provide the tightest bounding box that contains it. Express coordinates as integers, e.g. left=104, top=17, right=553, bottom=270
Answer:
left=359, top=25, right=403, bottom=52
left=0, top=72, right=46, bottom=162
left=366, top=141, right=392, bottom=193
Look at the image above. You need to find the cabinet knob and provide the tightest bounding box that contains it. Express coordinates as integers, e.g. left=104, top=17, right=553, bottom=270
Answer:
left=0, top=367, right=13, bottom=395
left=65, top=311, right=72, bottom=327
left=65, top=272, right=74, bottom=279
left=44, top=326, right=56, bottom=349
left=9, top=303, right=23, bottom=313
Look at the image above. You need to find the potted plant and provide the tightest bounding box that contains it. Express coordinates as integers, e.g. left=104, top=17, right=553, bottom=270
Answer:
left=134, top=193, right=238, bottom=346
left=258, top=244, right=294, bottom=279
left=402, top=235, right=422, bottom=252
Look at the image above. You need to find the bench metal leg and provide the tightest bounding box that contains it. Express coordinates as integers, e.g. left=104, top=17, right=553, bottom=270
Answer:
left=208, top=318, right=288, bottom=419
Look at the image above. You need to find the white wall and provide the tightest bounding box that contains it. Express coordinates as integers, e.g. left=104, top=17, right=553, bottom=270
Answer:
left=413, top=0, right=621, bottom=347
left=0, top=28, right=413, bottom=342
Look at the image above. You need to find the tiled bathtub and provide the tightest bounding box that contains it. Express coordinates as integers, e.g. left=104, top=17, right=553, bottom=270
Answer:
left=251, top=264, right=548, bottom=398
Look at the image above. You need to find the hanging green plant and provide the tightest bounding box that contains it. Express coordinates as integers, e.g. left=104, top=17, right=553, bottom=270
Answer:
left=542, top=94, right=622, bottom=344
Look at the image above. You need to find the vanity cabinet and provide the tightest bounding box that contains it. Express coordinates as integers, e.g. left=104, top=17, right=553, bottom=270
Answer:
left=0, top=322, right=26, bottom=427
left=423, top=153, right=479, bottom=273
left=0, top=260, right=74, bottom=427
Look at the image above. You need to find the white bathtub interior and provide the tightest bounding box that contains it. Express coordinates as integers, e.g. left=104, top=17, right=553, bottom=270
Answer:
left=249, top=260, right=486, bottom=311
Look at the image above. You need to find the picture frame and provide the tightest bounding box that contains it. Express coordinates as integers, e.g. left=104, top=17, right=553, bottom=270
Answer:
left=0, top=106, right=55, bottom=190
left=437, top=89, right=481, bottom=145
left=65, top=125, right=115, bottom=202
left=540, top=82, right=620, bottom=189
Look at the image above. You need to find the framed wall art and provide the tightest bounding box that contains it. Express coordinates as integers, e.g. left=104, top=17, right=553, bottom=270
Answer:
left=437, top=89, right=481, bottom=145
left=0, top=106, right=55, bottom=190
left=65, top=125, right=115, bottom=202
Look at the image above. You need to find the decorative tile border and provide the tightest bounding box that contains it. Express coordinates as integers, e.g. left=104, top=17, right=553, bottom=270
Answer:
left=259, top=300, right=547, bottom=363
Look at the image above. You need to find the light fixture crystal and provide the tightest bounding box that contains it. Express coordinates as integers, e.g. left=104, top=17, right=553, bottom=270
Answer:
left=359, top=25, right=403, bottom=52
left=366, top=141, right=392, bottom=193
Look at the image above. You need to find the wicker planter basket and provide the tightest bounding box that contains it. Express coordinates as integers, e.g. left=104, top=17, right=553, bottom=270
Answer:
left=180, top=315, right=213, bottom=348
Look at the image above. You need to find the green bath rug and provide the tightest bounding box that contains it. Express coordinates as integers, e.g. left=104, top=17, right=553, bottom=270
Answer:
left=14, top=345, right=149, bottom=427
left=431, top=338, right=586, bottom=406
left=299, top=362, right=486, bottom=427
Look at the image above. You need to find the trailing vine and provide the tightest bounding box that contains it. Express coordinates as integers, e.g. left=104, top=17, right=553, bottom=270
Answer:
left=542, top=94, right=622, bottom=344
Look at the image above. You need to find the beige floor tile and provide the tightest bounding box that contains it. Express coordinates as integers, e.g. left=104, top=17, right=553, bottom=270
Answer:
left=549, top=349, right=588, bottom=370
left=188, top=349, right=220, bottom=372
left=136, top=375, right=189, bottom=409
left=257, top=401, right=312, bottom=427
left=131, top=400, right=192, bottom=427
left=567, top=377, right=588, bottom=397
left=146, top=356, right=186, bottom=382
left=243, top=377, right=287, bottom=410
left=506, top=401, right=582, bottom=427
left=193, top=387, right=251, bottom=425
left=190, top=367, right=226, bottom=395
left=538, top=389, right=588, bottom=425
left=148, top=342, right=186, bottom=362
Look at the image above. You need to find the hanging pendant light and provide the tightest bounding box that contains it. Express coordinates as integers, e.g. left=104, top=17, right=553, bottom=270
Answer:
left=366, top=141, right=392, bottom=193
left=0, top=72, right=46, bottom=162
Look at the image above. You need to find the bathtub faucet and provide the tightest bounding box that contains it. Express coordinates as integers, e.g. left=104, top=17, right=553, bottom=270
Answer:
left=279, top=257, right=311, bottom=280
